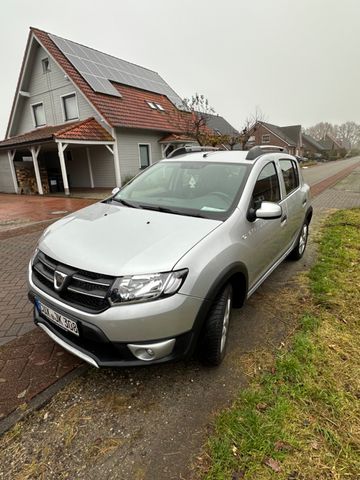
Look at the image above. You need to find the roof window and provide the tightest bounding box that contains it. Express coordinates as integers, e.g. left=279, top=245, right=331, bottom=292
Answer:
left=146, top=101, right=165, bottom=111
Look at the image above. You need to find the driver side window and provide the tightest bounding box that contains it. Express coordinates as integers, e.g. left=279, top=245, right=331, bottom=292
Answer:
left=251, top=162, right=281, bottom=210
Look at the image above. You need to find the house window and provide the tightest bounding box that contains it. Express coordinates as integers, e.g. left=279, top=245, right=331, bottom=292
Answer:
left=62, top=93, right=79, bottom=121
left=139, top=144, right=151, bottom=168
left=42, top=58, right=50, bottom=73
left=155, top=103, right=165, bottom=111
left=262, top=134, right=270, bottom=144
left=32, top=102, right=46, bottom=127
left=147, top=101, right=157, bottom=109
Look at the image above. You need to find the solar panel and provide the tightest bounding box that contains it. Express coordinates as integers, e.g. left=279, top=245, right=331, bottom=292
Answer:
left=49, top=34, right=183, bottom=106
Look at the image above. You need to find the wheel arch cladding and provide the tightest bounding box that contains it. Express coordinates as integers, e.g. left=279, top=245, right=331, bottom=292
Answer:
left=306, top=206, right=313, bottom=224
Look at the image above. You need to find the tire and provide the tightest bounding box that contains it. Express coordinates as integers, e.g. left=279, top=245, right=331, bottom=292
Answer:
left=288, top=220, right=309, bottom=261
left=199, top=284, right=232, bottom=366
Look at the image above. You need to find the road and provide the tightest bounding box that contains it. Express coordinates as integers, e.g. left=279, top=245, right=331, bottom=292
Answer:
left=0, top=161, right=360, bottom=480
left=301, top=156, right=360, bottom=185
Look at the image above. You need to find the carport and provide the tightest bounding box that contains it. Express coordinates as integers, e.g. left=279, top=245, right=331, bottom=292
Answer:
left=0, top=117, right=118, bottom=195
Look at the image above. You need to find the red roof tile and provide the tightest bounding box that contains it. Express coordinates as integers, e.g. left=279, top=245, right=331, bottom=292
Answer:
left=31, top=28, right=190, bottom=133
left=0, top=118, right=114, bottom=148
left=56, top=118, right=114, bottom=141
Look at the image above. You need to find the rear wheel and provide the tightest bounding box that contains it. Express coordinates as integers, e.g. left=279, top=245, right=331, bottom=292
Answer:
left=199, top=284, right=232, bottom=366
left=289, top=220, right=309, bottom=260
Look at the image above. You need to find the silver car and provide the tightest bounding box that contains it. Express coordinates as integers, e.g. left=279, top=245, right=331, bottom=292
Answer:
left=28, top=146, right=312, bottom=367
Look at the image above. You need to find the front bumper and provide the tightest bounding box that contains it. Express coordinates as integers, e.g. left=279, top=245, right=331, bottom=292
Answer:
left=30, top=293, right=197, bottom=367
left=28, top=257, right=206, bottom=366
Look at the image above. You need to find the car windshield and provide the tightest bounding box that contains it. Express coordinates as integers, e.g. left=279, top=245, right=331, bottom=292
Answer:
left=113, top=160, right=250, bottom=220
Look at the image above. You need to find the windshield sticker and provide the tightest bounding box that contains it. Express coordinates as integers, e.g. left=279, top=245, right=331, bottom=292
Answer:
left=189, top=176, right=197, bottom=188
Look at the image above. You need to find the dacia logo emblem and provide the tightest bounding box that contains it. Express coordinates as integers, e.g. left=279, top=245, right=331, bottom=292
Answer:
left=54, top=271, right=68, bottom=291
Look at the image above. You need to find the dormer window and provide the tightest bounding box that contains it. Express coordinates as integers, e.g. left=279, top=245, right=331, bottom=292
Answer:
left=32, top=102, right=46, bottom=127
left=62, top=93, right=79, bottom=121
left=42, top=58, right=50, bottom=73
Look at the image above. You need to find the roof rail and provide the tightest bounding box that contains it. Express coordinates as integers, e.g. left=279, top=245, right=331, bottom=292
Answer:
left=167, top=145, right=220, bottom=158
left=245, top=145, right=288, bottom=160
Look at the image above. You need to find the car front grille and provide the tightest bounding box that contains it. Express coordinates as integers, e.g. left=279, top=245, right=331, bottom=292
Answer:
left=32, top=251, right=115, bottom=313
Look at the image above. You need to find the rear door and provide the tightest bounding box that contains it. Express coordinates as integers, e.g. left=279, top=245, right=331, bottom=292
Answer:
left=278, top=159, right=304, bottom=248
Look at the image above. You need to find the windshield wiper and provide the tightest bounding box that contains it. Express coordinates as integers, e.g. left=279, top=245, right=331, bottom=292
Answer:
left=138, top=204, right=207, bottom=218
left=112, top=198, right=138, bottom=209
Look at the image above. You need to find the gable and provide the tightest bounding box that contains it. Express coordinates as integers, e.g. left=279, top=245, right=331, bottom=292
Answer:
left=31, top=28, right=188, bottom=131
left=7, top=36, right=105, bottom=138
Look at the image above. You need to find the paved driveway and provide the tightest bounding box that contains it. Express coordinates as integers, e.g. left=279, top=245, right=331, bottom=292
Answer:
left=0, top=194, right=95, bottom=234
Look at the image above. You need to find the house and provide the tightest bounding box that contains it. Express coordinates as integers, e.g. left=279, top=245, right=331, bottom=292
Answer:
left=319, top=134, right=345, bottom=154
left=246, top=121, right=303, bottom=156
left=302, top=133, right=326, bottom=158
left=202, top=113, right=240, bottom=150
left=0, top=27, right=198, bottom=195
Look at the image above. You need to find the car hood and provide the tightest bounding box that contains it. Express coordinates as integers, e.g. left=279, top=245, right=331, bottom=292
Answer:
left=39, top=202, right=222, bottom=276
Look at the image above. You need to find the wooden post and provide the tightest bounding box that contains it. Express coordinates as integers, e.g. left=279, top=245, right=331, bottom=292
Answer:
left=86, top=147, right=94, bottom=188
left=30, top=146, right=43, bottom=195
left=57, top=142, right=70, bottom=195
left=7, top=150, right=18, bottom=194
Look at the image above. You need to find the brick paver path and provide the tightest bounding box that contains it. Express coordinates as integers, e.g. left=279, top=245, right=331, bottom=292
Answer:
left=0, top=194, right=95, bottom=239
left=0, top=165, right=359, bottom=421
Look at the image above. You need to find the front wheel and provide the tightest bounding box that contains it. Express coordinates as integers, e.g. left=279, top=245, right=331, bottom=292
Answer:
left=199, top=284, right=232, bottom=366
left=289, top=220, right=309, bottom=260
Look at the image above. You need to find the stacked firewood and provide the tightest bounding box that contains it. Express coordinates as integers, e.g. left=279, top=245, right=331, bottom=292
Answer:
left=14, top=162, right=50, bottom=195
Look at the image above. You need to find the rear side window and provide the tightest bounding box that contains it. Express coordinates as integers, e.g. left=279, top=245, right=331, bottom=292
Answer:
left=280, top=159, right=299, bottom=195
left=251, top=162, right=281, bottom=210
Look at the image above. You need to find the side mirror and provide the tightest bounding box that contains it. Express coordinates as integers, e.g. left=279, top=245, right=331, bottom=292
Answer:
left=256, top=201, right=282, bottom=220
left=112, top=187, right=120, bottom=196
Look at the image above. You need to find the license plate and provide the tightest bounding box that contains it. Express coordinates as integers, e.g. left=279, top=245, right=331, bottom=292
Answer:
left=39, top=303, right=79, bottom=336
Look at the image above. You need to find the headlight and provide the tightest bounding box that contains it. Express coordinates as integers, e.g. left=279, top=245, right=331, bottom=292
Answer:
left=109, top=269, right=188, bottom=304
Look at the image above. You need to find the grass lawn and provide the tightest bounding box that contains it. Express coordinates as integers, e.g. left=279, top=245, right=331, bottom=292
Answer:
left=198, top=209, right=360, bottom=479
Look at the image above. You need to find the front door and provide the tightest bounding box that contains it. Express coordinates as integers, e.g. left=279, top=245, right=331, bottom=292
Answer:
left=244, top=161, right=288, bottom=288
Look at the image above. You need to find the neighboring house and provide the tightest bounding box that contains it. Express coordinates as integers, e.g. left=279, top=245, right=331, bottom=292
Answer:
left=246, top=121, right=303, bottom=156
left=0, top=27, right=197, bottom=195
left=302, top=133, right=326, bottom=157
left=319, top=134, right=344, bottom=154
left=204, top=113, right=240, bottom=149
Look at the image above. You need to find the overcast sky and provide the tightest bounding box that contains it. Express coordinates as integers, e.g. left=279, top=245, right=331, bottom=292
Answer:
left=1, top=0, right=359, bottom=138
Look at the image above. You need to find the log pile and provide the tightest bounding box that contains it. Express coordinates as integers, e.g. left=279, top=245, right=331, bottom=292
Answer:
left=14, top=161, right=50, bottom=195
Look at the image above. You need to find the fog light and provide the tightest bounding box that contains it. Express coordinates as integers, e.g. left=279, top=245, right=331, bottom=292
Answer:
left=127, top=339, right=175, bottom=362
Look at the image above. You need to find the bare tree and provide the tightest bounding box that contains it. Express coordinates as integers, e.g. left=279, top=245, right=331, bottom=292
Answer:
left=238, top=106, right=266, bottom=150
left=334, top=121, right=360, bottom=148
left=180, top=93, right=215, bottom=145
left=305, top=122, right=335, bottom=141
